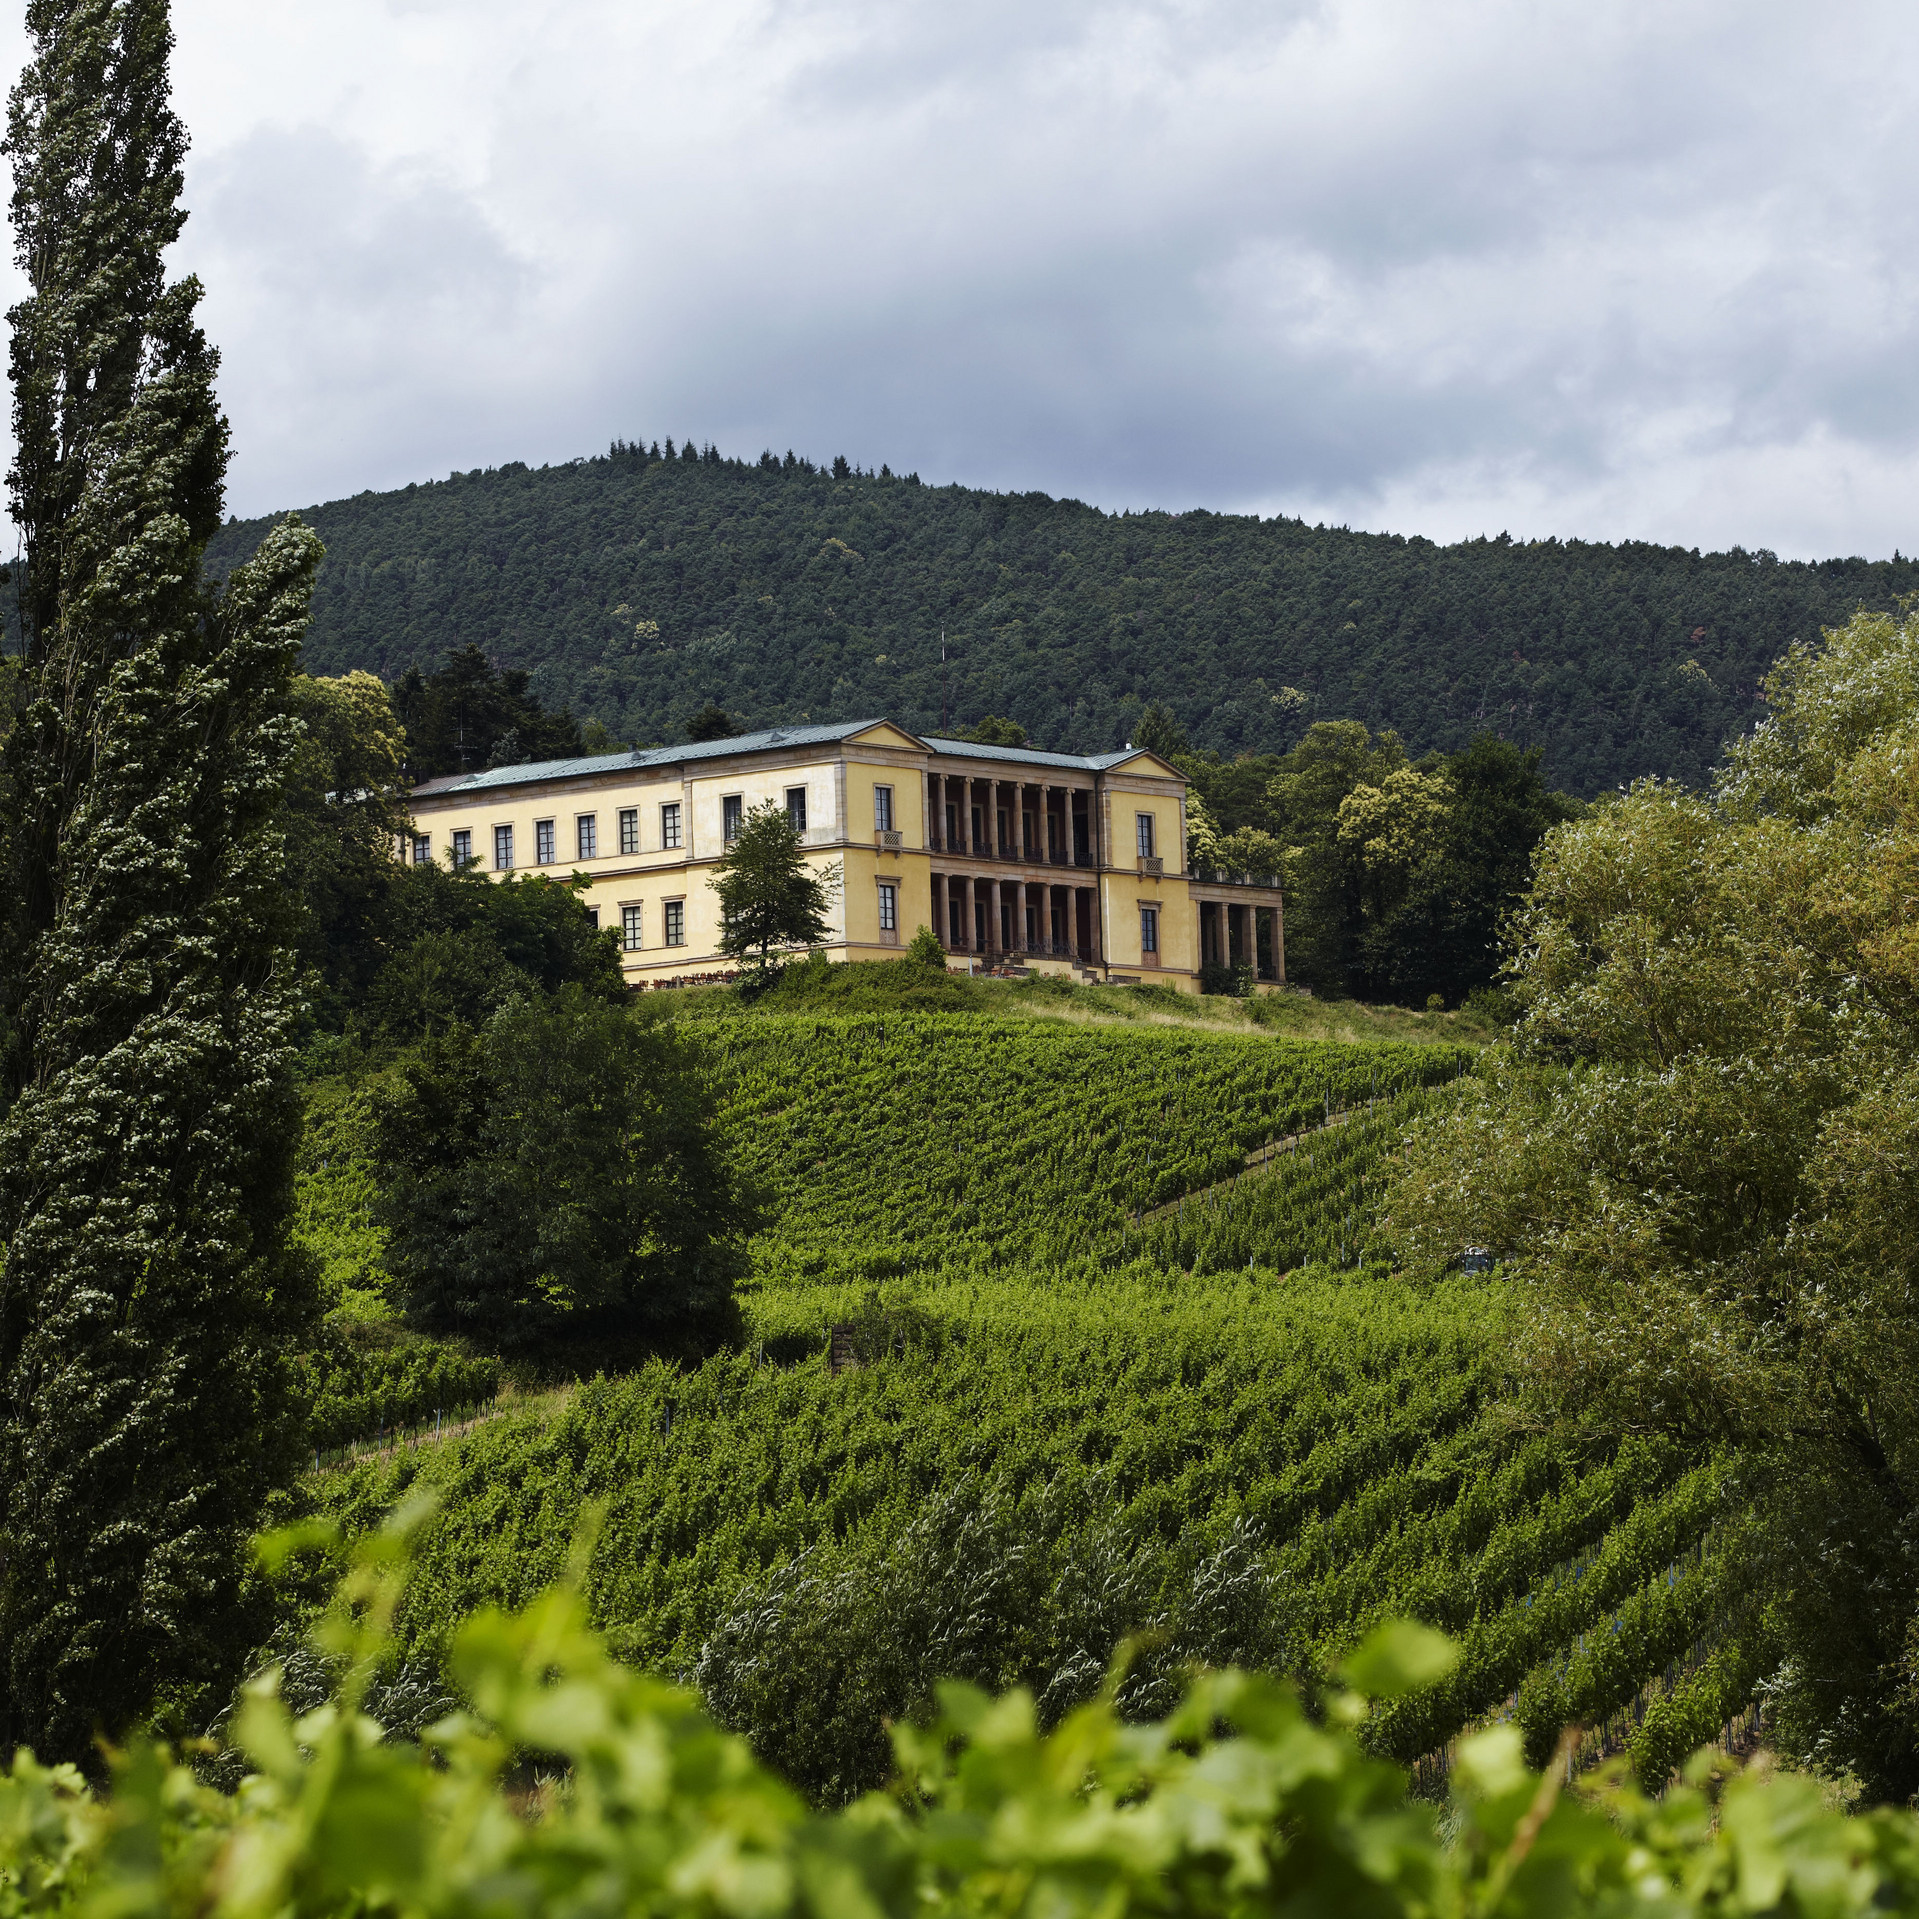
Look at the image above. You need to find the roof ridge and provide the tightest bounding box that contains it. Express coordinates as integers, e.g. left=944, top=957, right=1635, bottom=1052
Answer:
left=409, top=718, right=1175, bottom=799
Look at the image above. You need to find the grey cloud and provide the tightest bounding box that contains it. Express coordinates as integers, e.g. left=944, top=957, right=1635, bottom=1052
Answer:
left=71, top=0, right=1919, bottom=557
left=178, top=123, right=544, bottom=504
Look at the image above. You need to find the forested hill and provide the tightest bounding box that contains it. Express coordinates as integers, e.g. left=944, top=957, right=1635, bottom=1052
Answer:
left=207, top=442, right=1919, bottom=794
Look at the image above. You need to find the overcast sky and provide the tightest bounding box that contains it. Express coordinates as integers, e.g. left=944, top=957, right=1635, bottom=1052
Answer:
left=8, top=0, right=1917, bottom=557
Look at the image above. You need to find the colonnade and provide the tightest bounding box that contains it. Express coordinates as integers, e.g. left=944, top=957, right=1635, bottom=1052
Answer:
left=1198, top=899, right=1283, bottom=981
left=926, top=772, right=1093, bottom=866
left=931, top=872, right=1098, bottom=964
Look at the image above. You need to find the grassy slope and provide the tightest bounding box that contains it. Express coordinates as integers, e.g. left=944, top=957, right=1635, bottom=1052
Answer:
left=647, top=960, right=1497, bottom=1044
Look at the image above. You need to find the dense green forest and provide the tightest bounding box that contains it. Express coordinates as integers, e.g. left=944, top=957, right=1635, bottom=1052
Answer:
left=205, top=440, right=1919, bottom=794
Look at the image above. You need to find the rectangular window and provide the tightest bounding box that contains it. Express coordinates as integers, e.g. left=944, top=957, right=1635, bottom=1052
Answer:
left=664, top=899, right=685, bottom=947
left=585, top=906, right=600, bottom=929
left=618, top=808, right=639, bottom=855
left=1136, top=813, right=1156, bottom=859
left=877, top=882, right=898, bottom=933
left=661, top=801, right=682, bottom=849
left=1140, top=905, right=1159, bottom=954
left=452, top=828, right=472, bottom=867
left=786, top=786, right=807, bottom=832
left=622, top=904, right=643, bottom=951
left=493, top=824, right=514, bottom=871
left=874, top=785, right=893, bottom=832
left=535, top=818, right=556, bottom=865
left=722, top=794, right=743, bottom=843
left=576, top=814, right=598, bottom=860
left=411, top=834, right=431, bottom=866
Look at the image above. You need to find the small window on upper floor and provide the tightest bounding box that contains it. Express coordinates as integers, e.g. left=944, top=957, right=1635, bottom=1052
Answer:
left=874, top=784, right=894, bottom=832
left=411, top=834, right=431, bottom=866
left=576, top=814, right=598, bottom=860
left=535, top=819, right=556, bottom=865
left=493, top=824, right=514, bottom=871
left=618, top=808, right=639, bottom=855
left=452, top=828, right=472, bottom=868
left=661, top=801, right=682, bottom=849
left=663, top=898, right=686, bottom=947
left=1136, top=813, right=1155, bottom=859
left=722, top=794, right=743, bottom=843
left=786, top=787, right=807, bottom=833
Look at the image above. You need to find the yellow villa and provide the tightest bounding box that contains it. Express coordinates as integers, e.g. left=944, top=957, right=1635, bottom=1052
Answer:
left=402, top=719, right=1285, bottom=993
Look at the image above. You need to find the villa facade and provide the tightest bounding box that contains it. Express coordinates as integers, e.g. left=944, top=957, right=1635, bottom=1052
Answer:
left=403, top=719, right=1285, bottom=992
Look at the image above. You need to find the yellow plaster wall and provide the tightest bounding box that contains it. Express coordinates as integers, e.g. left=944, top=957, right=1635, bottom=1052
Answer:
left=1109, top=785, right=1185, bottom=871
left=686, top=765, right=819, bottom=858
left=843, top=756, right=922, bottom=843
left=1100, top=874, right=1197, bottom=984
left=839, top=846, right=928, bottom=947
left=408, top=770, right=690, bottom=876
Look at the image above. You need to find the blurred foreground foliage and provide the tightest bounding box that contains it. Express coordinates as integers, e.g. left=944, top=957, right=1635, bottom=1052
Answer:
left=5, top=1515, right=1916, bottom=1919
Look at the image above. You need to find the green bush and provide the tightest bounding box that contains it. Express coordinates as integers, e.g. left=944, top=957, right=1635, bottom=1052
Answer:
left=371, top=990, right=755, bottom=1346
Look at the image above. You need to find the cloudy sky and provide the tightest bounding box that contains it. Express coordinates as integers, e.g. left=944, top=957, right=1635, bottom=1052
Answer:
left=8, top=0, right=1917, bottom=556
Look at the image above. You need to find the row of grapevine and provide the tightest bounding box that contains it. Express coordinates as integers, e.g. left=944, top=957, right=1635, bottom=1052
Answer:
left=293, top=1007, right=1745, bottom=1797
left=299, top=1331, right=502, bottom=1453
left=307, top=1253, right=1720, bottom=1797
left=698, top=1012, right=1470, bottom=1272
left=1124, top=1091, right=1442, bottom=1271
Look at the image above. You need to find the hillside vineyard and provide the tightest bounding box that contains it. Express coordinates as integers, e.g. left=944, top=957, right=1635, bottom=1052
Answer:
left=306, top=1016, right=1746, bottom=1802
left=207, top=442, right=1919, bottom=794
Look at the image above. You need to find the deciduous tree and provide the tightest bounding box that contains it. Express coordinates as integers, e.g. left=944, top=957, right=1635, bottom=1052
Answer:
left=1388, top=605, right=1919, bottom=1797
left=709, top=801, right=839, bottom=976
left=371, top=990, right=753, bottom=1347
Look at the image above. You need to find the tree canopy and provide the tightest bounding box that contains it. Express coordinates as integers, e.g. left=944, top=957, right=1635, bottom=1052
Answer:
left=0, top=0, right=321, bottom=1760
left=684, top=700, right=743, bottom=742
left=1388, top=604, right=1919, bottom=1797
left=370, top=989, right=752, bottom=1348
left=279, top=668, right=622, bottom=1036
left=392, top=642, right=583, bottom=778
left=1181, top=722, right=1578, bottom=1003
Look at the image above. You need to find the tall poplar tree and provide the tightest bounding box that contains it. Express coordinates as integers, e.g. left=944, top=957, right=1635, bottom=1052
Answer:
left=0, top=0, right=323, bottom=1759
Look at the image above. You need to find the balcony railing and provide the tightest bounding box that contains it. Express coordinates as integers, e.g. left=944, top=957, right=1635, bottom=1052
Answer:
left=926, top=835, right=1094, bottom=869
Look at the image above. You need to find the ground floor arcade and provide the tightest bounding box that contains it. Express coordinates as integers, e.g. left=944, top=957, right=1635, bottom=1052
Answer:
left=932, top=870, right=1103, bottom=965
left=1193, top=890, right=1285, bottom=984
